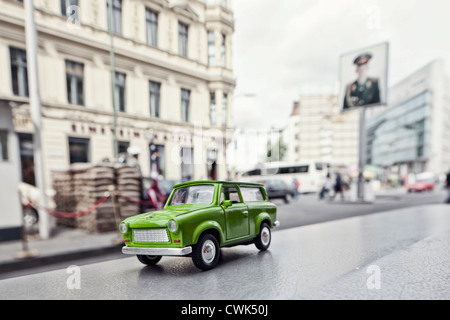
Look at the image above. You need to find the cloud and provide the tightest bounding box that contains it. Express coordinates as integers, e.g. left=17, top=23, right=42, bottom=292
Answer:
left=232, top=0, right=450, bottom=130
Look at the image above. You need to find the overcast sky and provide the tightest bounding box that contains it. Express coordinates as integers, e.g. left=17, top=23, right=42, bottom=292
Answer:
left=231, top=0, right=450, bottom=130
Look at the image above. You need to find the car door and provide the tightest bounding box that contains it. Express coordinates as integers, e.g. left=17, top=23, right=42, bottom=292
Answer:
left=221, top=185, right=249, bottom=240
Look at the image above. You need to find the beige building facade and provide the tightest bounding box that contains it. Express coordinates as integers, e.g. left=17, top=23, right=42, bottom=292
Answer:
left=283, top=95, right=360, bottom=171
left=0, top=0, right=235, bottom=194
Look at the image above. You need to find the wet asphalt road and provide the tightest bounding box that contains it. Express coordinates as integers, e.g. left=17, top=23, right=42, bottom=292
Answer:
left=275, top=188, right=448, bottom=230
left=1, top=204, right=449, bottom=300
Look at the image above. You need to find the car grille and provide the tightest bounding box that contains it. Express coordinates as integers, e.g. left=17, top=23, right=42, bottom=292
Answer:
left=133, top=229, right=170, bottom=243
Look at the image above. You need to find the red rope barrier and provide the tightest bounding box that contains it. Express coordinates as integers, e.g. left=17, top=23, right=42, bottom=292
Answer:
left=117, top=193, right=154, bottom=206
left=26, top=192, right=111, bottom=218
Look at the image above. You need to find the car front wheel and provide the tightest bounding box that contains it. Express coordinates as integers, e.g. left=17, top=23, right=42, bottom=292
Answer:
left=137, top=255, right=162, bottom=266
left=255, top=222, right=271, bottom=251
left=192, top=233, right=221, bottom=271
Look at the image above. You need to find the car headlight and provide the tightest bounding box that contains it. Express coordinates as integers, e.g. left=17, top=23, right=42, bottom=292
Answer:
left=168, top=220, right=178, bottom=233
left=119, top=223, right=128, bottom=234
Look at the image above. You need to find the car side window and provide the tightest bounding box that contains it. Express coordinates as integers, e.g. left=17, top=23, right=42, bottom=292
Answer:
left=221, top=186, right=241, bottom=204
left=241, top=187, right=264, bottom=202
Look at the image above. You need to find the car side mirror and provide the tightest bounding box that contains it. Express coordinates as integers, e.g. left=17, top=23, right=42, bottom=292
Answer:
left=221, top=200, right=232, bottom=208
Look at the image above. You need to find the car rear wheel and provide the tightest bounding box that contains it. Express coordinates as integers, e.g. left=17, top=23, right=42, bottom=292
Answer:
left=192, top=233, right=220, bottom=271
left=137, top=255, right=162, bottom=266
left=255, top=222, right=271, bottom=251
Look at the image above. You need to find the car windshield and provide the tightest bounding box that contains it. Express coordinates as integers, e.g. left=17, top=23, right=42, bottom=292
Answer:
left=169, top=185, right=215, bottom=206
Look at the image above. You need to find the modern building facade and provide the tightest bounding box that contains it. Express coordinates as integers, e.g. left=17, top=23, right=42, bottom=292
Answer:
left=366, top=60, right=450, bottom=176
left=0, top=0, right=235, bottom=186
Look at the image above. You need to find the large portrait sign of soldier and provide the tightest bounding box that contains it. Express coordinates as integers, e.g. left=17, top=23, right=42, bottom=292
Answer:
left=340, top=42, right=388, bottom=111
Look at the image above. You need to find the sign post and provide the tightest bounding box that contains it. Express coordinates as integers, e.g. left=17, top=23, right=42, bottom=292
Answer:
left=339, top=42, right=389, bottom=202
left=358, top=106, right=367, bottom=201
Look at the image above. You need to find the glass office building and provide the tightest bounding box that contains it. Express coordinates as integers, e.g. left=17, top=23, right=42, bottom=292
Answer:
left=367, top=91, right=431, bottom=172
left=366, top=60, right=450, bottom=176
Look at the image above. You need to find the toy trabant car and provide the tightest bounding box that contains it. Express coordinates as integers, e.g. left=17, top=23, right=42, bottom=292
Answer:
left=120, top=180, right=278, bottom=270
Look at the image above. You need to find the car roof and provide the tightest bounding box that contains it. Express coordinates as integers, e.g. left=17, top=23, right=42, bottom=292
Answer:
left=173, top=180, right=264, bottom=189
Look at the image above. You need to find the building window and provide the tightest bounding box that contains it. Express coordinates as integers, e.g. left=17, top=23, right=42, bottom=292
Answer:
left=222, top=93, right=228, bottom=126
left=210, top=92, right=216, bottom=125
left=146, top=8, right=158, bottom=47
left=417, top=132, right=425, bottom=157
left=117, top=141, right=129, bottom=155
left=18, top=133, right=35, bottom=186
left=181, top=147, right=194, bottom=181
left=68, top=137, right=90, bottom=164
left=149, top=81, right=161, bottom=118
left=0, top=130, right=8, bottom=161
left=106, top=0, right=122, bottom=35
left=207, top=31, right=215, bottom=66
left=114, top=72, right=126, bottom=112
left=221, top=0, right=228, bottom=9
left=65, top=60, right=84, bottom=106
left=150, top=144, right=165, bottom=177
left=181, top=88, right=191, bottom=122
left=221, top=33, right=226, bottom=67
left=61, top=0, right=78, bottom=16
left=10, top=47, right=28, bottom=97
left=178, top=22, right=188, bottom=57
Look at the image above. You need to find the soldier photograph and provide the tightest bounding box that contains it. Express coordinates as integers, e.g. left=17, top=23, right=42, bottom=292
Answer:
left=343, top=52, right=381, bottom=109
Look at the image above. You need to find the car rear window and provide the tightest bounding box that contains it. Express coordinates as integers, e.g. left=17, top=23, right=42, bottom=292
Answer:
left=240, top=187, right=265, bottom=202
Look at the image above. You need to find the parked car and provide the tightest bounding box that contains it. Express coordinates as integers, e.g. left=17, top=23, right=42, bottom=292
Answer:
left=120, top=180, right=278, bottom=270
left=258, top=179, right=296, bottom=203
left=142, top=178, right=182, bottom=210
left=406, top=172, right=435, bottom=192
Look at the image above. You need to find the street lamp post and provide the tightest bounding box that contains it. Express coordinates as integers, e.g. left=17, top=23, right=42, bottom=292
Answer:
left=24, top=0, right=50, bottom=239
left=108, top=0, right=118, bottom=158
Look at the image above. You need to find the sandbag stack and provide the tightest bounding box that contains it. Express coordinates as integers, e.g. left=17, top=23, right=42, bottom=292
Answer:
left=71, top=164, right=116, bottom=233
left=51, top=169, right=76, bottom=228
left=115, top=164, right=141, bottom=219
left=51, top=163, right=141, bottom=233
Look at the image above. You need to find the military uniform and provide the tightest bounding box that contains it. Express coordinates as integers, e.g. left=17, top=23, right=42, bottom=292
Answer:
left=343, top=53, right=381, bottom=110
left=343, top=77, right=380, bottom=109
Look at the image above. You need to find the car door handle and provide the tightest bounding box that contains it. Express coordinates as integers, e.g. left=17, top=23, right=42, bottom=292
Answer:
left=243, top=210, right=249, bottom=217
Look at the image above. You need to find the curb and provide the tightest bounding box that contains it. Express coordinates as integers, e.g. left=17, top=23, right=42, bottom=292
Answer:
left=0, top=244, right=123, bottom=275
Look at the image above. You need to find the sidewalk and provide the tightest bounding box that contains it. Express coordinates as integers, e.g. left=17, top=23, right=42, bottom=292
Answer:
left=322, top=185, right=407, bottom=204
left=374, top=186, right=407, bottom=196
left=0, top=227, right=123, bottom=275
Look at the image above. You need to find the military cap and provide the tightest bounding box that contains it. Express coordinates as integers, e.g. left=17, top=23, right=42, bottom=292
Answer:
left=353, top=53, right=372, bottom=66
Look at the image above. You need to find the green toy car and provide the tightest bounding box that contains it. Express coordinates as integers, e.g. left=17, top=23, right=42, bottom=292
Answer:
left=120, top=180, right=278, bottom=270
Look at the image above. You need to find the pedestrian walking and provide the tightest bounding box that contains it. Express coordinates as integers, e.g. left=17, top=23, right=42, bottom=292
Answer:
left=445, top=169, right=450, bottom=204
left=332, top=172, right=344, bottom=201
left=292, top=178, right=300, bottom=199
left=320, top=173, right=332, bottom=200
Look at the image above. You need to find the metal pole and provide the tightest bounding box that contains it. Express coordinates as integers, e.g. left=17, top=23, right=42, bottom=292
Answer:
left=358, top=106, right=367, bottom=201
left=14, top=191, right=39, bottom=259
left=24, top=0, right=50, bottom=239
left=108, top=185, right=124, bottom=245
left=108, top=185, right=121, bottom=227
left=108, top=0, right=118, bottom=158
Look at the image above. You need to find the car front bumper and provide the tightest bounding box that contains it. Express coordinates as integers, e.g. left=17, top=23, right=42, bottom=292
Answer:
left=122, top=246, right=192, bottom=256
